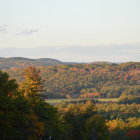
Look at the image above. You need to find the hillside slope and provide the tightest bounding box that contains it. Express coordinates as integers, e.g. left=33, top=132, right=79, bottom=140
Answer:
left=5, top=62, right=140, bottom=99
left=0, top=57, right=64, bottom=69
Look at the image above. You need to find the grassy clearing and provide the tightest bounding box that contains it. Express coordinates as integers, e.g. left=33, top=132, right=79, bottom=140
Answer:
left=46, top=98, right=86, bottom=105
left=46, top=98, right=119, bottom=105
left=98, top=98, right=119, bottom=102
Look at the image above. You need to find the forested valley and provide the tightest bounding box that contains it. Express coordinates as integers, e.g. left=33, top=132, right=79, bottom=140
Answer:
left=0, top=62, right=140, bottom=140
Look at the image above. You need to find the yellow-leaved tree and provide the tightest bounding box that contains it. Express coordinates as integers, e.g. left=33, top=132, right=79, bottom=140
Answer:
left=20, top=66, right=45, bottom=98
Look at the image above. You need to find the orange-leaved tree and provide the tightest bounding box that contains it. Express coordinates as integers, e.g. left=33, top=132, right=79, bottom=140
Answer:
left=20, top=66, right=45, bottom=98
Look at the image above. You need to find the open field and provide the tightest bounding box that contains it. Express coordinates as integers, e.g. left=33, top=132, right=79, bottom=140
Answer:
left=46, top=98, right=84, bottom=105
left=98, top=98, right=119, bottom=102
left=46, top=98, right=119, bottom=105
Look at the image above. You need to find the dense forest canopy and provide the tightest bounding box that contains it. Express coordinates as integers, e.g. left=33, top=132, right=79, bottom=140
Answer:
left=4, top=62, right=140, bottom=99
left=1, top=65, right=140, bottom=140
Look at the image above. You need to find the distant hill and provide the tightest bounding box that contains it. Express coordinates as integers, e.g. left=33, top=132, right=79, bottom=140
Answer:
left=0, top=57, right=117, bottom=69
left=0, top=57, right=65, bottom=69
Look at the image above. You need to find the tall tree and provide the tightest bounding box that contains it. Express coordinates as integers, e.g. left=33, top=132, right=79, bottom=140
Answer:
left=0, top=70, right=62, bottom=140
left=20, top=67, right=62, bottom=140
left=20, top=66, right=45, bottom=98
left=0, top=71, right=18, bottom=97
left=0, top=69, right=46, bottom=140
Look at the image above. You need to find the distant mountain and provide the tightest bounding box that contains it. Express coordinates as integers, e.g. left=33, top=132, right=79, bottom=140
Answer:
left=0, top=57, right=65, bottom=69
left=0, top=57, right=134, bottom=70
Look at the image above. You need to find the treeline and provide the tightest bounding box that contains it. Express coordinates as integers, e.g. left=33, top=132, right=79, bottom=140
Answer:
left=56, top=101, right=140, bottom=140
left=5, top=62, right=140, bottom=99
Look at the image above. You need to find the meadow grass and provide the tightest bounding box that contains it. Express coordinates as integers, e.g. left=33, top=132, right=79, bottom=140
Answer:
left=46, top=98, right=119, bottom=105
left=98, top=98, right=119, bottom=102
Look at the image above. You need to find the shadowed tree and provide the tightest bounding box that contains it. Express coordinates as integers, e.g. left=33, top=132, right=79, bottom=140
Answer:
left=0, top=71, right=18, bottom=97
left=0, top=71, right=38, bottom=140
left=0, top=70, right=62, bottom=140
left=84, top=115, right=109, bottom=140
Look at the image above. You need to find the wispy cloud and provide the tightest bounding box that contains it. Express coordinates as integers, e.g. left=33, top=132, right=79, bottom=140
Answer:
left=16, top=29, right=39, bottom=36
left=0, top=25, right=7, bottom=32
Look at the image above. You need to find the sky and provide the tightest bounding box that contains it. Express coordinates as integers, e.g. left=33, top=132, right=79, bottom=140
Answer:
left=0, top=0, right=140, bottom=62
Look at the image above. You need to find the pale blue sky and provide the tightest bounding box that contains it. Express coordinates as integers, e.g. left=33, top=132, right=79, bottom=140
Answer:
left=0, top=0, right=140, bottom=62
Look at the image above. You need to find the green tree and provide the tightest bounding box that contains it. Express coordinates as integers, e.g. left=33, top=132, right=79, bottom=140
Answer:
left=59, top=101, right=95, bottom=140
left=84, top=115, right=109, bottom=140
left=20, top=67, right=62, bottom=140
left=0, top=70, right=62, bottom=140
left=0, top=71, right=36, bottom=140
left=0, top=71, right=18, bottom=97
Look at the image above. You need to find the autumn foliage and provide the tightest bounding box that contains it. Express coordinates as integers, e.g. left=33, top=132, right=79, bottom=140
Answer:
left=19, top=66, right=45, bottom=98
left=126, top=130, right=140, bottom=140
left=80, top=92, right=100, bottom=99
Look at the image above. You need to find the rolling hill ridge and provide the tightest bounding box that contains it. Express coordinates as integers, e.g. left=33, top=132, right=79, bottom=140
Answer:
left=0, top=57, right=65, bottom=69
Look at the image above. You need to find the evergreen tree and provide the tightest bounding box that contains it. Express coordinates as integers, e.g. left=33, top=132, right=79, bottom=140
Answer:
left=20, top=66, right=45, bottom=98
